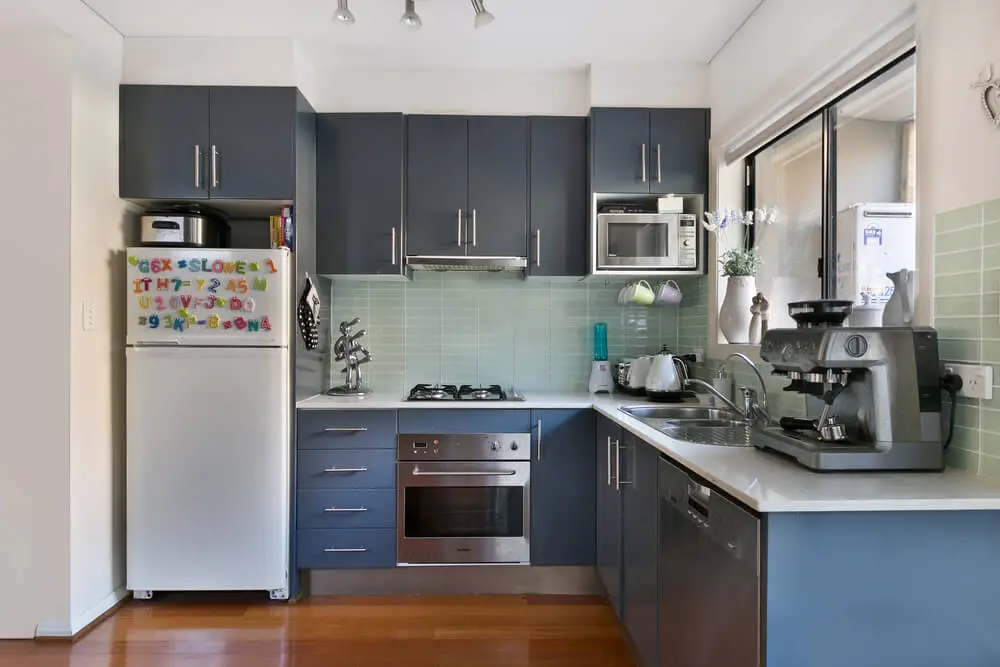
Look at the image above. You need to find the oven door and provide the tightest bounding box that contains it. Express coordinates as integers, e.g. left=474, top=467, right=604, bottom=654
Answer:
left=397, top=461, right=531, bottom=565
left=597, top=213, right=681, bottom=269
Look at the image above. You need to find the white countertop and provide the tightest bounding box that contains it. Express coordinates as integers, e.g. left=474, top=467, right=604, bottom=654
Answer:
left=296, top=391, right=1000, bottom=513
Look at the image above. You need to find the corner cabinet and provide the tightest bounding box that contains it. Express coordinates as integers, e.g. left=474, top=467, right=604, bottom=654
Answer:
left=621, top=432, right=660, bottom=667
left=590, top=107, right=709, bottom=196
left=528, top=116, right=588, bottom=276
left=595, top=415, right=624, bottom=617
left=316, top=113, right=405, bottom=275
left=120, top=85, right=298, bottom=201
left=529, top=410, right=597, bottom=566
left=406, top=115, right=528, bottom=258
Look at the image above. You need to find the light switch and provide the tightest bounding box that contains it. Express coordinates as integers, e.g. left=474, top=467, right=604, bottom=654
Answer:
left=83, top=301, right=97, bottom=331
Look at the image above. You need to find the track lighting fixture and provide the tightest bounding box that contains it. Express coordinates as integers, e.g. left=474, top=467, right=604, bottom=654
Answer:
left=400, top=0, right=422, bottom=28
left=333, top=0, right=355, bottom=24
left=471, top=0, right=494, bottom=28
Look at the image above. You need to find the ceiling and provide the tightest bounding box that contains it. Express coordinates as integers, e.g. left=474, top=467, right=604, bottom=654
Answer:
left=84, top=0, right=763, bottom=69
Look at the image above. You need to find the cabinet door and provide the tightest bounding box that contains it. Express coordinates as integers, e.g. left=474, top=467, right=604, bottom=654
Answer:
left=529, top=410, right=596, bottom=566
left=596, top=415, right=623, bottom=617
left=208, top=86, right=296, bottom=200
left=590, top=108, right=651, bottom=194
left=120, top=85, right=210, bottom=199
left=405, top=116, right=468, bottom=257
left=316, top=114, right=404, bottom=275
left=528, top=117, right=588, bottom=276
left=622, top=434, right=659, bottom=667
left=648, top=108, right=709, bottom=196
left=467, top=117, right=529, bottom=257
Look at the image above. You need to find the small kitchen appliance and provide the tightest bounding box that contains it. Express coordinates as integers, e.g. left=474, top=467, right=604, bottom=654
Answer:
left=644, top=346, right=694, bottom=402
left=140, top=203, right=230, bottom=248
left=758, top=325, right=944, bottom=471
left=589, top=322, right=613, bottom=394
left=125, top=247, right=291, bottom=599
left=397, top=432, right=531, bottom=565
left=594, top=204, right=700, bottom=273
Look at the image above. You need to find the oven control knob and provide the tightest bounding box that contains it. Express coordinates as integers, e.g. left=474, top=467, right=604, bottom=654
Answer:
left=490, top=440, right=500, bottom=451
left=510, top=442, right=519, bottom=451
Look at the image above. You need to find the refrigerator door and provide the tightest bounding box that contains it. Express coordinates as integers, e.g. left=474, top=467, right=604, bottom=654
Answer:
left=126, top=248, right=290, bottom=347
left=126, top=346, right=290, bottom=593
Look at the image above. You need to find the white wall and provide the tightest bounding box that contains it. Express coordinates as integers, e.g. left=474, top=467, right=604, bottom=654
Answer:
left=0, top=26, right=73, bottom=639
left=123, top=36, right=298, bottom=86
left=589, top=62, right=709, bottom=108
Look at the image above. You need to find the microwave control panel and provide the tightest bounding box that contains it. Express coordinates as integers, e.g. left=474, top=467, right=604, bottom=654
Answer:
left=677, top=214, right=698, bottom=268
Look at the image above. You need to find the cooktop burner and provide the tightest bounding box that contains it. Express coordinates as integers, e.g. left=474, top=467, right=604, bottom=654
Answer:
left=406, top=384, right=524, bottom=402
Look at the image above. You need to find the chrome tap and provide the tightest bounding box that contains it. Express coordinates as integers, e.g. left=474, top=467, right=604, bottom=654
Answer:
left=684, top=353, right=770, bottom=424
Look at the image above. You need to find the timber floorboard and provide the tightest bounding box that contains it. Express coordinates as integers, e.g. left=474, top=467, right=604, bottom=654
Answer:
left=0, top=594, right=635, bottom=667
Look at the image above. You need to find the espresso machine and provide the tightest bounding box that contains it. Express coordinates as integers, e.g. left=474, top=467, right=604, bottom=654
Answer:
left=758, top=319, right=945, bottom=472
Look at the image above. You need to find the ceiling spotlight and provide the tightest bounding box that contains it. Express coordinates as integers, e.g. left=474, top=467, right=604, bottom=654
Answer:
left=333, top=0, right=355, bottom=24
left=471, top=0, right=494, bottom=28
left=400, top=0, right=422, bottom=28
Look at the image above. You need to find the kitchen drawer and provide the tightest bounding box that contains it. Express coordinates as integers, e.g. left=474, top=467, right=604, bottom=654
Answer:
left=297, top=528, right=397, bottom=569
left=297, top=449, right=396, bottom=489
left=297, top=409, right=397, bottom=450
left=397, top=409, right=531, bottom=434
left=297, top=489, right=397, bottom=529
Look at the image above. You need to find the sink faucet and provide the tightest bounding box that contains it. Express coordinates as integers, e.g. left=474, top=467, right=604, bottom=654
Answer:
left=684, top=353, right=771, bottom=425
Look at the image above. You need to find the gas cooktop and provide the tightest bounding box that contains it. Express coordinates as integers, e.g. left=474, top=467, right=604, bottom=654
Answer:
left=406, top=384, right=525, bottom=402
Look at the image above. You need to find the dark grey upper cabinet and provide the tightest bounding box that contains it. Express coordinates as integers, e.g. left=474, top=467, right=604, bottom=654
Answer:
left=316, top=114, right=404, bottom=275
left=622, top=434, right=659, bottom=667
left=590, top=108, right=650, bottom=194
left=596, top=415, right=623, bottom=618
left=405, top=116, right=469, bottom=257
left=120, top=86, right=211, bottom=200
left=468, top=117, right=529, bottom=257
left=528, top=117, right=588, bottom=276
left=648, top=108, right=709, bottom=196
left=530, top=410, right=596, bottom=567
left=208, top=87, right=297, bottom=200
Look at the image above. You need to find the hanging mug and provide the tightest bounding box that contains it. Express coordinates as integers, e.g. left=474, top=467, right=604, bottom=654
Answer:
left=630, top=280, right=655, bottom=306
left=655, top=280, right=683, bottom=305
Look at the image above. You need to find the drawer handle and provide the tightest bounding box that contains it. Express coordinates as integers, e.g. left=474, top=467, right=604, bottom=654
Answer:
left=412, top=470, right=517, bottom=477
left=323, top=467, right=369, bottom=473
left=323, top=547, right=367, bottom=553
left=324, top=427, right=368, bottom=433
left=324, top=507, right=368, bottom=513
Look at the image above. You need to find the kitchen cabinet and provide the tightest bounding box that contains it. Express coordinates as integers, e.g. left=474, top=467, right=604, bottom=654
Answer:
left=595, top=415, right=623, bottom=617
left=529, top=410, right=596, bottom=566
left=316, top=114, right=405, bottom=275
left=120, top=85, right=297, bottom=201
left=528, top=116, right=588, bottom=276
left=621, top=432, right=659, bottom=667
left=590, top=107, right=710, bottom=196
left=406, top=115, right=528, bottom=258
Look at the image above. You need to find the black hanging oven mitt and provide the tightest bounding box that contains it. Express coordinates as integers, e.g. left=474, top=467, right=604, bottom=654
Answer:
left=297, top=275, right=321, bottom=351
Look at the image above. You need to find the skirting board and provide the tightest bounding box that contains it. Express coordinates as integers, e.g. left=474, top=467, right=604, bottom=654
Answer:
left=306, top=566, right=602, bottom=597
left=35, top=587, right=129, bottom=639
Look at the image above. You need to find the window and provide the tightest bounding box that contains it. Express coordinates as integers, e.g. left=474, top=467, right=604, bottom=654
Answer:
left=744, top=51, right=916, bottom=331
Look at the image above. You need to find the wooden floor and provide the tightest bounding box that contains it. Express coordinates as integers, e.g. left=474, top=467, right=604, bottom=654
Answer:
left=0, top=595, right=635, bottom=667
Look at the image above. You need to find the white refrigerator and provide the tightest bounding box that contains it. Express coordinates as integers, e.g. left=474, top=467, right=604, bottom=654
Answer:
left=125, top=247, right=291, bottom=599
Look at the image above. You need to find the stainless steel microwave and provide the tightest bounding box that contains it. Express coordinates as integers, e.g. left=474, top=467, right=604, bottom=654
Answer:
left=596, top=212, right=699, bottom=271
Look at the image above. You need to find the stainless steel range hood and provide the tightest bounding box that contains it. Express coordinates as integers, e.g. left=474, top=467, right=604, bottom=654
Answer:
left=406, top=256, right=527, bottom=272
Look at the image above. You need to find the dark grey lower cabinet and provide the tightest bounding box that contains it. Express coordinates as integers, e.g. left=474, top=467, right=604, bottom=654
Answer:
left=530, top=410, right=596, bottom=566
left=622, top=433, right=659, bottom=667
left=595, top=415, right=623, bottom=617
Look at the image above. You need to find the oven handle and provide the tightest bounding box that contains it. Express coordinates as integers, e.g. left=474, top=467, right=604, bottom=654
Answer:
left=410, top=470, right=518, bottom=477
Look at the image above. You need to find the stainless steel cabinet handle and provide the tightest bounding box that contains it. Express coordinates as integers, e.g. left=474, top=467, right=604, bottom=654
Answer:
left=536, top=419, right=543, bottom=461
left=324, top=547, right=367, bottom=553
left=323, top=427, right=368, bottom=432
left=391, top=227, right=397, bottom=266
left=472, top=209, right=477, bottom=247
left=657, top=144, right=662, bottom=183
left=323, top=467, right=368, bottom=473
left=641, top=144, right=647, bottom=183
left=616, top=440, right=629, bottom=488
left=412, top=470, right=517, bottom=477
left=606, top=436, right=613, bottom=486
left=535, top=230, right=541, bottom=267
left=211, top=145, right=219, bottom=188
left=194, top=145, right=201, bottom=188
left=457, top=209, right=463, bottom=246
left=324, top=507, right=368, bottom=513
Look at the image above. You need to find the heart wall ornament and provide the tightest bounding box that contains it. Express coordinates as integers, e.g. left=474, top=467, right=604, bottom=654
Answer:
left=972, top=63, right=1000, bottom=128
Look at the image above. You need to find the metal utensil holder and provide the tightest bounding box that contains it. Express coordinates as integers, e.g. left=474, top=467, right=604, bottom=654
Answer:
left=327, top=317, right=373, bottom=396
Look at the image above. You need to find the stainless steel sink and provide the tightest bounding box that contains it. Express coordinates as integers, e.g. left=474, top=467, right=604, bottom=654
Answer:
left=619, top=404, right=761, bottom=448
left=620, top=405, right=741, bottom=422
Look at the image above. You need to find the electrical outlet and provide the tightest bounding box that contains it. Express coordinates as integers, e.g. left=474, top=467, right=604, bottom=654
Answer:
left=691, top=348, right=705, bottom=363
left=82, top=301, right=97, bottom=331
left=944, top=363, right=994, bottom=400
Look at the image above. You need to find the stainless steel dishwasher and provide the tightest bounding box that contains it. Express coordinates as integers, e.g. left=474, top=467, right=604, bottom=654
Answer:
left=658, top=456, right=761, bottom=667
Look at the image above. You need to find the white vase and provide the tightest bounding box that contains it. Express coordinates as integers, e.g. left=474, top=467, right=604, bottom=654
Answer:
left=719, top=276, right=756, bottom=344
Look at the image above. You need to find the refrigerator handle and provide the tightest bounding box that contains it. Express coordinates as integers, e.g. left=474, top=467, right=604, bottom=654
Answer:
left=133, top=340, right=183, bottom=347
